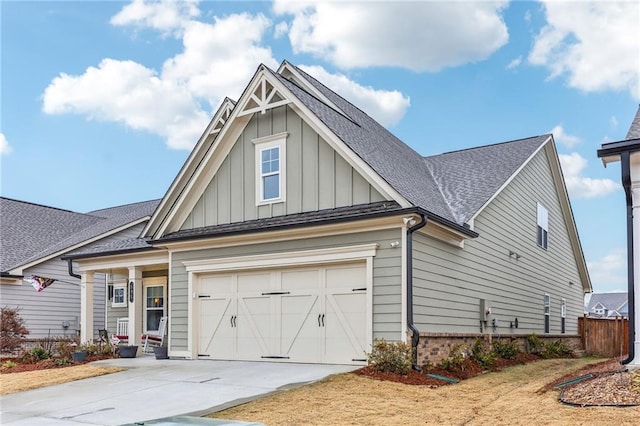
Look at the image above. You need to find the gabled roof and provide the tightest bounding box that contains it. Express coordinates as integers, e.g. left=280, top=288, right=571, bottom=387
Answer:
left=0, top=197, right=160, bottom=274
left=587, top=292, right=628, bottom=313
left=424, top=136, right=549, bottom=224
left=625, top=105, right=640, bottom=140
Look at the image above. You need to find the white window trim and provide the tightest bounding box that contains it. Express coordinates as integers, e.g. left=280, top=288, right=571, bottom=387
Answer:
left=142, top=277, right=167, bottom=333
left=537, top=203, right=549, bottom=249
left=253, top=132, right=288, bottom=205
left=112, top=282, right=127, bottom=308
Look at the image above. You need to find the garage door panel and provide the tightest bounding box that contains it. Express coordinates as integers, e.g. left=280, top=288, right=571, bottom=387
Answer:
left=325, top=292, right=367, bottom=363
left=281, top=269, right=319, bottom=292
left=237, top=295, right=272, bottom=359
left=199, top=297, right=234, bottom=359
left=281, top=294, right=320, bottom=361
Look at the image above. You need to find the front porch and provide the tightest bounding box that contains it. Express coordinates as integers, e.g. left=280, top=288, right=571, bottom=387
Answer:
left=76, top=251, right=169, bottom=349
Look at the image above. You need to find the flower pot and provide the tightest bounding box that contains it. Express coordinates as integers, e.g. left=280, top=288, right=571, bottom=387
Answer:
left=119, top=345, right=138, bottom=358
left=72, top=350, right=87, bottom=363
left=153, top=346, right=169, bottom=360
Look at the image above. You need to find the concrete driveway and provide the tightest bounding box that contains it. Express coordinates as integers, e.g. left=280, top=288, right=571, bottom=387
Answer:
left=0, top=357, right=357, bottom=425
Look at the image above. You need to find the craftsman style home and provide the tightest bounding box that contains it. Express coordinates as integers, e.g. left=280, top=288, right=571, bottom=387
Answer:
left=67, top=61, right=591, bottom=365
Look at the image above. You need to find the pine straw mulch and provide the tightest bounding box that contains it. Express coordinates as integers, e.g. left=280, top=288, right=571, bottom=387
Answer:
left=0, top=354, right=115, bottom=374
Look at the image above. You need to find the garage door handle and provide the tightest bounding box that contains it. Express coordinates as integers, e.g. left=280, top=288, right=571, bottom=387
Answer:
left=321, top=314, right=325, bottom=327
left=230, top=315, right=237, bottom=327
left=318, top=314, right=321, bottom=326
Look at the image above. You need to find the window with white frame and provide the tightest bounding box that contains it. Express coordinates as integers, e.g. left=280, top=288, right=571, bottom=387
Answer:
left=561, top=298, right=566, bottom=334
left=253, top=133, right=287, bottom=204
left=544, top=293, right=551, bottom=333
left=112, top=283, right=127, bottom=308
left=537, top=203, right=549, bottom=249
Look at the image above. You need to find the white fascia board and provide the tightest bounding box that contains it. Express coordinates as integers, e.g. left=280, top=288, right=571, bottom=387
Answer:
left=183, top=243, right=378, bottom=273
left=417, top=221, right=467, bottom=248
left=75, top=251, right=169, bottom=273
left=143, top=99, right=235, bottom=238
left=9, top=217, right=151, bottom=275
left=156, top=68, right=410, bottom=238
left=467, top=136, right=551, bottom=226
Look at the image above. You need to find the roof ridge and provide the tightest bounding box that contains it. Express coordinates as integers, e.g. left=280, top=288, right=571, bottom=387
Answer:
left=0, top=196, right=88, bottom=216
left=87, top=198, right=161, bottom=215
left=425, top=134, right=551, bottom=158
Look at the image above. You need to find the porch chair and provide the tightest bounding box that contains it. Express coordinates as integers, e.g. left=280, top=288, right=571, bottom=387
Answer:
left=141, top=316, right=167, bottom=353
left=112, top=317, right=129, bottom=345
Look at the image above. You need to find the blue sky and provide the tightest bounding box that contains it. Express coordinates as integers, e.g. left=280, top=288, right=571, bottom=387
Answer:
left=1, top=1, right=639, bottom=293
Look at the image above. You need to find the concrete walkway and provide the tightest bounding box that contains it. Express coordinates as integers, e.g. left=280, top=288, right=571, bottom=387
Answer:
left=0, top=357, right=357, bottom=425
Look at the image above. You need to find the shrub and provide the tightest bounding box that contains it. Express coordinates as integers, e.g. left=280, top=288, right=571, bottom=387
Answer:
left=0, top=307, right=29, bottom=354
left=440, top=343, right=468, bottom=371
left=56, top=340, right=78, bottom=360
left=542, top=340, right=573, bottom=358
left=367, top=338, right=413, bottom=375
left=525, top=333, right=544, bottom=355
left=492, top=339, right=520, bottom=359
left=54, top=358, right=72, bottom=366
left=2, top=360, right=17, bottom=368
left=471, top=338, right=496, bottom=369
left=23, top=346, right=51, bottom=362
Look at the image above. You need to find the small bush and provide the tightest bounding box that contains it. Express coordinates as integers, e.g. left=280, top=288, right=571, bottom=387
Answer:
left=56, top=340, right=77, bottom=360
left=492, top=340, right=520, bottom=359
left=440, top=343, right=467, bottom=371
left=367, top=338, right=412, bottom=375
left=23, top=346, right=51, bottom=362
left=525, top=333, right=544, bottom=355
left=2, top=360, right=17, bottom=368
left=0, top=307, right=29, bottom=354
left=471, top=338, right=496, bottom=369
left=542, top=340, right=573, bottom=358
left=54, top=358, right=72, bottom=366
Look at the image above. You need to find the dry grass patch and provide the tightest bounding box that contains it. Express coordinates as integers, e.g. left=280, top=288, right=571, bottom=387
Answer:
left=0, top=365, right=123, bottom=395
left=210, top=358, right=640, bottom=425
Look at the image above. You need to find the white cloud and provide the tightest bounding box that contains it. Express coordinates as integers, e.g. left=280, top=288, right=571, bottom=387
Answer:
left=0, top=133, right=12, bottom=155
left=299, top=65, right=410, bottom=127
left=506, top=56, right=522, bottom=70
left=529, top=1, right=640, bottom=99
left=610, top=116, right=618, bottom=129
left=587, top=248, right=628, bottom=292
left=274, top=1, right=509, bottom=71
left=43, top=6, right=277, bottom=150
left=274, top=21, right=288, bottom=38
left=551, top=124, right=580, bottom=148
left=559, top=152, right=619, bottom=199
left=110, top=0, right=200, bottom=34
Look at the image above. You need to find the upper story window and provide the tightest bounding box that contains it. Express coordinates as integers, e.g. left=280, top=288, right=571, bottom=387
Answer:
left=253, top=132, right=287, bottom=205
left=537, top=203, right=549, bottom=250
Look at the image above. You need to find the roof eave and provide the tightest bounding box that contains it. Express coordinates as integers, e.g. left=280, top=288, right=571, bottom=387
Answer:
left=62, top=245, right=159, bottom=261
left=597, top=138, right=640, bottom=165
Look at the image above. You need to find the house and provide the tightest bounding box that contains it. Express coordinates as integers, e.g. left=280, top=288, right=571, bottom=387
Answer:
left=586, top=292, right=628, bottom=318
left=597, top=105, right=640, bottom=367
left=67, top=61, right=591, bottom=365
left=0, top=197, right=159, bottom=340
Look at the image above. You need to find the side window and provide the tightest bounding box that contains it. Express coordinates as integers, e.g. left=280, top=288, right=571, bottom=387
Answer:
left=112, top=284, right=127, bottom=308
left=253, top=133, right=287, bottom=205
left=561, top=298, right=566, bottom=334
left=544, top=293, right=551, bottom=333
left=537, top=203, right=549, bottom=249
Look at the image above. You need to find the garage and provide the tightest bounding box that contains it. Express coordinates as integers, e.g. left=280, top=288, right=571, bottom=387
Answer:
left=195, top=262, right=368, bottom=365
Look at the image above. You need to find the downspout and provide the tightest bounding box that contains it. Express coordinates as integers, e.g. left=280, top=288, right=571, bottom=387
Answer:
left=621, top=151, right=635, bottom=365
left=67, top=259, right=81, bottom=279
left=406, top=213, right=427, bottom=371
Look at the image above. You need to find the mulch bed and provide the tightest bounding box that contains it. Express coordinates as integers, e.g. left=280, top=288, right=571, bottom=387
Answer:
left=354, top=352, right=544, bottom=387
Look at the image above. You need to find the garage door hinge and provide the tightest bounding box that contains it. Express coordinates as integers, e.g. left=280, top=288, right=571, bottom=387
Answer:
left=197, top=294, right=211, bottom=298
left=352, top=358, right=367, bottom=362
left=261, top=291, right=291, bottom=296
left=198, top=354, right=210, bottom=357
left=352, top=287, right=366, bottom=292
left=261, top=355, right=291, bottom=359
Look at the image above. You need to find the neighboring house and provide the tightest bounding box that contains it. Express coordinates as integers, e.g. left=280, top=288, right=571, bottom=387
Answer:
left=585, top=292, right=628, bottom=318
left=0, top=197, right=159, bottom=339
left=67, top=61, right=591, bottom=365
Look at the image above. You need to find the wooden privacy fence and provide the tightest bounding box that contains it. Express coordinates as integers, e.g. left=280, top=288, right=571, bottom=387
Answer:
left=578, top=316, right=628, bottom=358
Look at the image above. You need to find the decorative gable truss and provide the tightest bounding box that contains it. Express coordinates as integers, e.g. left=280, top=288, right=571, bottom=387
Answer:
left=210, top=99, right=234, bottom=134
left=238, top=78, right=290, bottom=117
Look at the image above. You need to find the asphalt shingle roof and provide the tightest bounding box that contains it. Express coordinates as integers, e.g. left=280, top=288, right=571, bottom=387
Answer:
left=423, top=136, right=549, bottom=223
left=65, top=237, right=155, bottom=259
left=587, top=292, right=628, bottom=314
left=625, top=106, right=640, bottom=140
left=0, top=198, right=159, bottom=272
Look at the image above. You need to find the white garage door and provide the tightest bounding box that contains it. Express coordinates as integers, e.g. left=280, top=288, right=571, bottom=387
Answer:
left=197, top=262, right=368, bottom=364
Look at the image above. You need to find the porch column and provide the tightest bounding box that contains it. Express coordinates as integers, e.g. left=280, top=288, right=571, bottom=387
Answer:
left=629, top=153, right=640, bottom=367
left=128, top=267, right=143, bottom=346
left=80, top=271, right=94, bottom=343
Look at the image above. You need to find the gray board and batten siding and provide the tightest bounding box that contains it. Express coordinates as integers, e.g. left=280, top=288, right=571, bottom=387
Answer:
left=412, top=148, right=584, bottom=335
left=169, top=228, right=403, bottom=352
left=180, top=105, right=386, bottom=230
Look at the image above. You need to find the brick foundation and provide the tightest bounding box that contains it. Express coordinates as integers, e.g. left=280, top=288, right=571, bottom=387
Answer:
left=416, top=332, right=583, bottom=367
